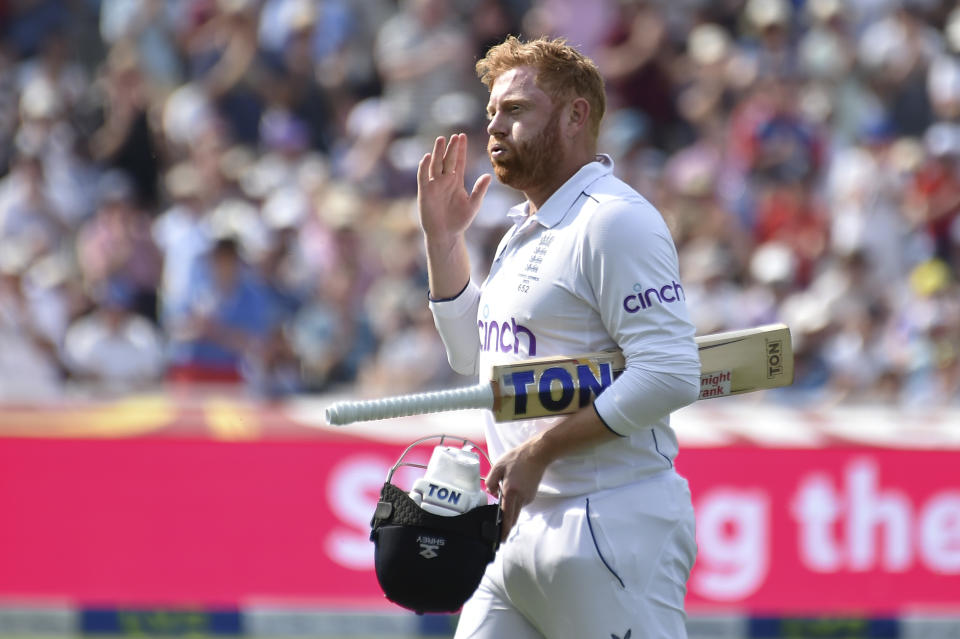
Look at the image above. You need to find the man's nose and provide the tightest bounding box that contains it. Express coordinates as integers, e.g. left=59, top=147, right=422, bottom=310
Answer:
left=487, top=112, right=506, bottom=137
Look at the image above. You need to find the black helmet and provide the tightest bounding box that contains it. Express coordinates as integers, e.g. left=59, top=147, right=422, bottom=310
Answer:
left=370, top=435, right=502, bottom=615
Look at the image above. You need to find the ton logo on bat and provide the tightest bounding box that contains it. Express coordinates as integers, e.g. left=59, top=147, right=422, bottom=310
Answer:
left=503, top=361, right=615, bottom=417
left=767, top=338, right=783, bottom=378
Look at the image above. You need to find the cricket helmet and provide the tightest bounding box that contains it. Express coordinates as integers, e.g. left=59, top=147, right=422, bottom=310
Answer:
left=370, top=435, right=502, bottom=615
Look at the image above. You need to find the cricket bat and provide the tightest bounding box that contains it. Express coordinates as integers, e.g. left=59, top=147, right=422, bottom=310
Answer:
left=324, top=323, right=793, bottom=426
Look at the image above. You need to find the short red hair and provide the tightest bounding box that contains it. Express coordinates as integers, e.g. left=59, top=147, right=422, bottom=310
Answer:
left=476, top=36, right=606, bottom=138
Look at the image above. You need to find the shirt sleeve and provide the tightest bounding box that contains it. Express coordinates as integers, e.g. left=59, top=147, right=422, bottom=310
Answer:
left=579, top=196, right=701, bottom=435
left=428, top=280, right=482, bottom=376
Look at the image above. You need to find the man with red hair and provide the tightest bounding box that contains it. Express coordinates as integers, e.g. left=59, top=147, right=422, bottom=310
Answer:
left=418, top=36, right=700, bottom=638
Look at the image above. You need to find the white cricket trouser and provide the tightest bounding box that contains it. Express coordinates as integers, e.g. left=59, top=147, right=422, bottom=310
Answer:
left=454, top=470, right=697, bottom=639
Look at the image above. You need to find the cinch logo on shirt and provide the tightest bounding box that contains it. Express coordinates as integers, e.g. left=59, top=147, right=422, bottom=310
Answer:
left=478, top=317, right=538, bottom=355
left=622, top=281, right=685, bottom=313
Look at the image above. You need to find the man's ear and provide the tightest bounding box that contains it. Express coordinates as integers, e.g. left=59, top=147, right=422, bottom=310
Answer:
left=565, top=97, right=591, bottom=137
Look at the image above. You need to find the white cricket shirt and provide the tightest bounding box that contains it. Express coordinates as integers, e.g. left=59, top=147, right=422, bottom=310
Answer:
left=430, top=156, right=700, bottom=496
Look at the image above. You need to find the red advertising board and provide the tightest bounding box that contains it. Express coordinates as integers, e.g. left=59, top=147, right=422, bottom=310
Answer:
left=1, top=436, right=958, bottom=614
left=677, top=449, right=960, bottom=614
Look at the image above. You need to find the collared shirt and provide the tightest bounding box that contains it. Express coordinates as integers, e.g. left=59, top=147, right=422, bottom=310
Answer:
left=430, top=155, right=700, bottom=496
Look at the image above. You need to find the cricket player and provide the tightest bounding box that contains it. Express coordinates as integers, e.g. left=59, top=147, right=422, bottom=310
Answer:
left=418, top=36, right=700, bottom=639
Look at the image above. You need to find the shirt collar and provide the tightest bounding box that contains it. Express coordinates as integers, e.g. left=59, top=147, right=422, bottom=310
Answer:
left=505, top=154, right=614, bottom=228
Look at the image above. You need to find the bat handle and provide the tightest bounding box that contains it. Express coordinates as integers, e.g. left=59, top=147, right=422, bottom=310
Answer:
left=324, top=383, right=494, bottom=426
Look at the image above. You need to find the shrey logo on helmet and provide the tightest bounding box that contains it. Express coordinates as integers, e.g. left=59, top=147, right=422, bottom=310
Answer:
left=417, top=535, right=445, bottom=559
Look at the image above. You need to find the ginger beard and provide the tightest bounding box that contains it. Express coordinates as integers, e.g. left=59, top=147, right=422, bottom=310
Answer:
left=488, top=105, right=563, bottom=192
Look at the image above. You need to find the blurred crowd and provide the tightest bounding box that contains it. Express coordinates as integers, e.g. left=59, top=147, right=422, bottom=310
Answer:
left=0, top=0, right=958, bottom=407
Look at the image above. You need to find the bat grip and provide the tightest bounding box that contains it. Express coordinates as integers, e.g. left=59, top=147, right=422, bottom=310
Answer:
left=324, top=383, right=494, bottom=426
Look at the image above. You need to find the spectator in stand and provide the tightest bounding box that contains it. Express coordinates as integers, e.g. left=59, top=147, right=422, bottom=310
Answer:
left=15, top=26, right=86, bottom=112
left=88, top=43, right=162, bottom=209
left=0, top=241, right=64, bottom=399
left=15, top=47, right=98, bottom=228
left=187, top=0, right=270, bottom=145
left=166, top=236, right=271, bottom=384
left=257, top=0, right=347, bottom=152
left=857, top=5, right=939, bottom=139
left=153, top=162, right=213, bottom=324
left=909, top=123, right=960, bottom=268
left=374, top=0, right=473, bottom=136
left=62, top=280, right=164, bottom=394
left=289, top=261, right=375, bottom=392
left=825, top=118, right=917, bottom=290
left=594, top=0, right=677, bottom=149
left=0, top=149, right=66, bottom=254
left=741, top=0, right=799, bottom=79
left=98, top=0, right=181, bottom=90
left=76, top=171, right=162, bottom=322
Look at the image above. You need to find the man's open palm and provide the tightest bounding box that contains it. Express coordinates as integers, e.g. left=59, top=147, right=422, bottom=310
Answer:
left=417, top=133, right=492, bottom=240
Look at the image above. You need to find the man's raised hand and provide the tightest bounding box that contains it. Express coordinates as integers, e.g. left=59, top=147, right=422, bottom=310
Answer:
left=417, top=133, right=492, bottom=241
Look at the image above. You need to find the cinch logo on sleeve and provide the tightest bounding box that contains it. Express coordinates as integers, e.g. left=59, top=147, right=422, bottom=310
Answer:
left=478, top=315, right=538, bottom=355
left=622, top=281, right=685, bottom=313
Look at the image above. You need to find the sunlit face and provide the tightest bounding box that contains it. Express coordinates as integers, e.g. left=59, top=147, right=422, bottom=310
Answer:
left=486, top=66, right=564, bottom=192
